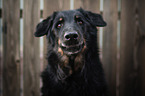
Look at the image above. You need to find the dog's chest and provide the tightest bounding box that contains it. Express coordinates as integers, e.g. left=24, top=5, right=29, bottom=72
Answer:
left=56, top=76, right=89, bottom=96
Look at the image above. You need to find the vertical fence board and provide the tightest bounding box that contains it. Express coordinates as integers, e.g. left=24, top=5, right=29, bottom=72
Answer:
left=44, top=0, right=70, bottom=19
left=103, top=0, right=117, bottom=96
left=2, top=0, right=20, bottom=96
left=23, top=0, right=40, bottom=96
left=43, top=0, right=70, bottom=69
left=74, top=0, right=100, bottom=13
left=120, top=0, right=136, bottom=96
left=0, top=4, right=2, bottom=96
left=137, top=0, right=145, bottom=96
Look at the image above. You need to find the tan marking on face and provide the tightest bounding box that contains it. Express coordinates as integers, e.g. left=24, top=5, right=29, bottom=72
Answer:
left=74, top=44, right=86, bottom=71
left=81, top=45, right=86, bottom=53
left=74, top=53, right=83, bottom=71
left=59, top=17, right=63, bottom=21
left=75, top=53, right=82, bottom=64
left=69, top=69, right=72, bottom=75
left=76, top=15, right=79, bottom=18
left=59, top=55, right=73, bottom=75
left=61, top=55, right=69, bottom=67
left=58, top=39, right=61, bottom=45
left=58, top=47, right=63, bottom=55
left=84, top=39, right=86, bottom=43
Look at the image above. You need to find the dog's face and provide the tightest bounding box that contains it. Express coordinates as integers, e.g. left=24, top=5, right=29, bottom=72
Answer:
left=35, top=8, right=106, bottom=55
left=52, top=10, right=85, bottom=55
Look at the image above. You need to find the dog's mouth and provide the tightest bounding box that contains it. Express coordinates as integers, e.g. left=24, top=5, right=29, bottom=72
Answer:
left=60, top=42, right=84, bottom=55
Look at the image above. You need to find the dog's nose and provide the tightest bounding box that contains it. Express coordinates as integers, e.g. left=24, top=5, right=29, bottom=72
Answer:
left=64, top=32, right=79, bottom=41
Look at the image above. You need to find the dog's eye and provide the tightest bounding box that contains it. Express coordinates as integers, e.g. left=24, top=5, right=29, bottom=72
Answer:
left=77, top=20, right=83, bottom=25
left=75, top=16, right=83, bottom=25
left=57, top=23, right=63, bottom=29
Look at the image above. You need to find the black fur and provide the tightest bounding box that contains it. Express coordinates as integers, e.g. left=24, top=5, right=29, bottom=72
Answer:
left=35, top=8, right=108, bottom=96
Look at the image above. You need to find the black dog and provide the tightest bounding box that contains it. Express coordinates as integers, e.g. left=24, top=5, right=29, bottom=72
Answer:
left=35, top=8, right=108, bottom=96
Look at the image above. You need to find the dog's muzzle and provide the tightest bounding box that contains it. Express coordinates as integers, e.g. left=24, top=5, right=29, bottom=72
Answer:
left=60, top=32, right=84, bottom=55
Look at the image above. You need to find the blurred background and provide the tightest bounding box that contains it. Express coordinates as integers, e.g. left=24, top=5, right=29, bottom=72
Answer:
left=0, top=0, right=145, bottom=96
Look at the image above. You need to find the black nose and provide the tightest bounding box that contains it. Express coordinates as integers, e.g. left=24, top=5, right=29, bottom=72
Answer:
left=64, top=32, right=79, bottom=40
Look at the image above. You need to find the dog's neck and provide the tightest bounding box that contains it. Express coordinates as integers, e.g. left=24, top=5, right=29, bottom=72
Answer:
left=57, top=51, right=85, bottom=81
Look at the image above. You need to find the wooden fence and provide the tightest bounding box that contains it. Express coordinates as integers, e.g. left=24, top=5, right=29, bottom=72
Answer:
left=0, top=0, right=145, bottom=96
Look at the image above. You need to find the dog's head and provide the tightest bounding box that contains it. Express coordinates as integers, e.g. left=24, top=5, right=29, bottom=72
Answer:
left=35, top=8, right=106, bottom=55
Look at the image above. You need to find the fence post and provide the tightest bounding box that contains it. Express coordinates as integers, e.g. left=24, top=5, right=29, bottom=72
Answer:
left=2, top=0, right=20, bottom=96
left=103, top=0, right=118, bottom=96
left=136, top=0, right=145, bottom=96
left=74, top=0, right=100, bottom=13
left=119, top=0, right=137, bottom=96
left=23, top=0, right=40, bottom=96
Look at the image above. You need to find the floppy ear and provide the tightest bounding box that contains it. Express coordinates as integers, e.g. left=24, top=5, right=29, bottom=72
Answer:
left=34, top=13, right=56, bottom=37
left=35, top=12, right=57, bottom=37
left=87, top=11, right=107, bottom=27
left=77, top=8, right=106, bottom=27
left=34, top=17, right=51, bottom=37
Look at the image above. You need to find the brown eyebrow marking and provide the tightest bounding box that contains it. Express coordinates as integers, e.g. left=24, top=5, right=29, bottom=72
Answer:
left=59, top=17, right=63, bottom=21
left=76, top=15, right=79, bottom=18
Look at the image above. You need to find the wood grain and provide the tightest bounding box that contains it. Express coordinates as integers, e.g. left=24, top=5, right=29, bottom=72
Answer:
left=119, top=0, right=137, bottom=96
left=103, top=0, right=118, bottom=96
left=2, top=0, right=20, bottom=96
left=23, top=0, right=40, bottom=96
left=136, top=0, right=145, bottom=96
left=74, top=0, right=100, bottom=13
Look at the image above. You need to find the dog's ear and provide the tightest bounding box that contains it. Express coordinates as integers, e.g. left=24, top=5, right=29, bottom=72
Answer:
left=78, top=8, right=107, bottom=27
left=34, top=16, right=51, bottom=37
left=34, top=12, right=58, bottom=37
left=87, top=11, right=107, bottom=27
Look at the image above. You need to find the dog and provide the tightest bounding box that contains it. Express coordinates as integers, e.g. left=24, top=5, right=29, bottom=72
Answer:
left=35, top=8, right=108, bottom=96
